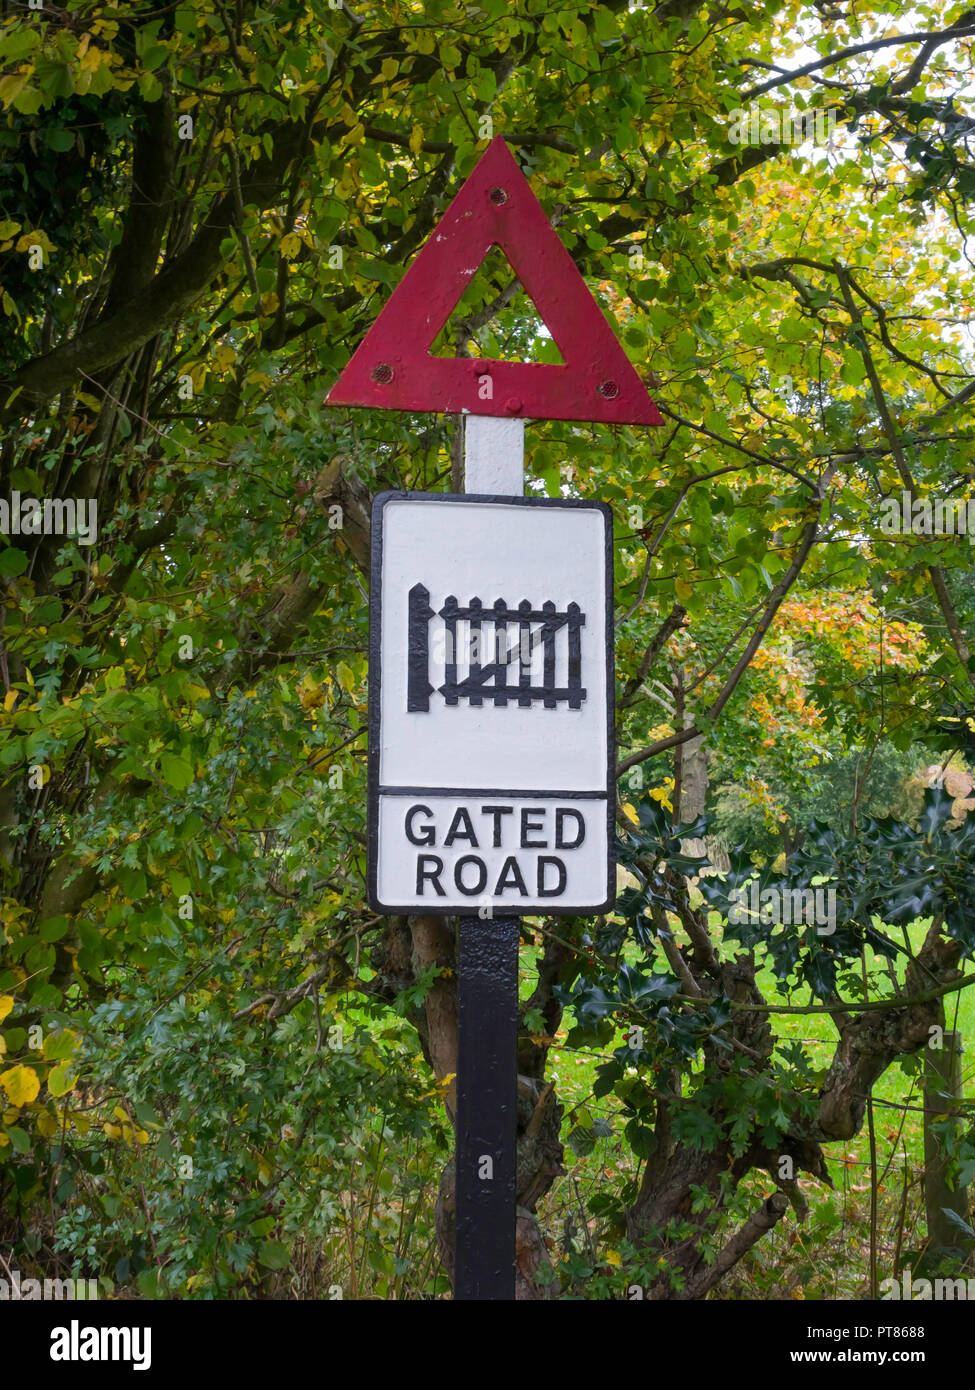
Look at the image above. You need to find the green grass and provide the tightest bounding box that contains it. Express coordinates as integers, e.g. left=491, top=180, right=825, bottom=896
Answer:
left=322, top=920, right=971, bottom=1298
left=524, top=916, right=975, bottom=1299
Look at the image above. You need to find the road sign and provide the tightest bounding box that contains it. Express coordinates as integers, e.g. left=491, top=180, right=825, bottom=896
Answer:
left=369, top=492, right=614, bottom=915
left=327, top=137, right=662, bottom=426
left=327, top=138, right=662, bottom=1303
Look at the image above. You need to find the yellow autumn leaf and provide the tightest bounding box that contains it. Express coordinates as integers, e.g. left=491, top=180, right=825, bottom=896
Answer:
left=48, top=1065, right=75, bottom=1098
left=605, top=1249, right=622, bottom=1267
left=213, top=343, right=237, bottom=373
left=42, top=1026, right=79, bottom=1060
left=0, top=1064, right=40, bottom=1106
left=0, top=995, right=13, bottom=1023
left=0, top=73, right=28, bottom=107
left=181, top=361, right=206, bottom=392
left=299, top=675, right=325, bottom=711
left=15, top=229, right=56, bottom=254
left=103, top=1122, right=122, bottom=1139
left=674, top=578, right=693, bottom=600
left=622, top=802, right=639, bottom=825
left=36, top=1111, right=58, bottom=1137
left=3, top=690, right=17, bottom=713
left=418, top=1072, right=456, bottom=1100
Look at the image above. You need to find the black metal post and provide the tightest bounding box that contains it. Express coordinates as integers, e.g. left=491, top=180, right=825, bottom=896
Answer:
left=454, top=915, right=519, bottom=1300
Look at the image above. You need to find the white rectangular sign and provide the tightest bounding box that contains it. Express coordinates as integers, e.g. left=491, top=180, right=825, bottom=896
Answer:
left=368, top=493, right=614, bottom=914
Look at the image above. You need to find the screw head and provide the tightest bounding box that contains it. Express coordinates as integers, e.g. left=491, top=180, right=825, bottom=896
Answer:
left=505, top=396, right=522, bottom=413
left=489, top=187, right=508, bottom=205
left=371, top=363, right=394, bottom=384
left=598, top=380, right=619, bottom=399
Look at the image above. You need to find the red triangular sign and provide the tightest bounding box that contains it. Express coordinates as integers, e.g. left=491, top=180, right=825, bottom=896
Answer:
left=326, top=138, right=663, bottom=425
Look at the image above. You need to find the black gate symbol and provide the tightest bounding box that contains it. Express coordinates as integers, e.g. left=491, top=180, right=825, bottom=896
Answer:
left=407, top=584, right=586, bottom=712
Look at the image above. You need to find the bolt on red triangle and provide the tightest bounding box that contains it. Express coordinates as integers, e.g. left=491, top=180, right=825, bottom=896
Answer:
left=326, top=137, right=663, bottom=426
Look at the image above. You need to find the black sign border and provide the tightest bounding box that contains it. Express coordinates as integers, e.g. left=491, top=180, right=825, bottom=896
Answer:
left=368, top=490, right=616, bottom=915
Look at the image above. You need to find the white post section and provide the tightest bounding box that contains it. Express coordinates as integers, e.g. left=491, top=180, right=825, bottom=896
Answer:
left=463, top=414, right=525, bottom=495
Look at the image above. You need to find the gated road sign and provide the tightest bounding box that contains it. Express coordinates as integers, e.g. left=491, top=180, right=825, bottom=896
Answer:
left=369, top=492, right=614, bottom=915
left=328, top=137, right=662, bottom=1302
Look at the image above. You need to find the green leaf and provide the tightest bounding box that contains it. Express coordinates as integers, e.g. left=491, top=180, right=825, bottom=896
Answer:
left=160, top=753, right=194, bottom=790
left=141, top=44, right=169, bottom=71
left=940, top=1209, right=975, bottom=1241
left=39, top=916, right=69, bottom=943
left=42, top=1029, right=76, bottom=1060
left=0, top=547, right=28, bottom=576
left=840, top=356, right=866, bottom=386
left=45, top=128, right=75, bottom=152
left=137, top=1269, right=166, bottom=1298
left=0, top=25, right=40, bottom=64
left=12, top=86, right=42, bottom=115
left=257, top=1240, right=291, bottom=1269
left=139, top=72, right=163, bottom=102
left=5, top=1124, right=30, bottom=1154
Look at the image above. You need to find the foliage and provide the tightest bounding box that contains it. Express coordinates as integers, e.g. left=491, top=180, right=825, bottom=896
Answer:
left=0, top=0, right=974, bottom=1299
